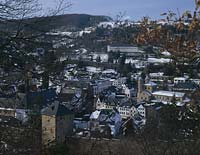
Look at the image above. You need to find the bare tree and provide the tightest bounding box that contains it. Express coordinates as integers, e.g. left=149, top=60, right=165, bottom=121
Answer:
left=136, top=0, right=200, bottom=64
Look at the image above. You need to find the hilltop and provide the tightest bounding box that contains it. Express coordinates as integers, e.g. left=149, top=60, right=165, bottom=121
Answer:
left=0, top=14, right=112, bottom=32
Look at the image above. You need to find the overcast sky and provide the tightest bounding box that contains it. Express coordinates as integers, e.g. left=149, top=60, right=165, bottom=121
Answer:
left=40, top=0, right=195, bottom=20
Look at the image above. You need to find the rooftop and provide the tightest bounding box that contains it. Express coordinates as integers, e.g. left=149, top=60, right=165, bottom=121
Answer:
left=152, top=91, right=185, bottom=98
left=41, top=101, right=73, bottom=116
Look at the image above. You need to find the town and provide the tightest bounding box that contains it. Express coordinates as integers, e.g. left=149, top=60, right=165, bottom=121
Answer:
left=0, top=1, right=200, bottom=155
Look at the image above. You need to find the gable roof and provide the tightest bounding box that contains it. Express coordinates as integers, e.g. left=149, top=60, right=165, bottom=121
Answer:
left=152, top=91, right=185, bottom=98
left=174, top=82, right=198, bottom=90
left=144, top=81, right=157, bottom=87
left=41, top=101, right=73, bottom=116
left=27, top=88, right=57, bottom=107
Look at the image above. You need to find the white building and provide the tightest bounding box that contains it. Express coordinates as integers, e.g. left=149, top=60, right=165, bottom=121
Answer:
left=152, top=91, right=185, bottom=103
left=96, top=98, right=137, bottom=119
left=111, top=77, right=127, bottom=88
left=136, top=104, right=146, bottom=118
left=122, top=85, right=136, bottom=98
left=107, top=45, right=139, bottom=53
left=174, top=77, right=188, bottom=84
left=107, top=45, right=144, bottom=56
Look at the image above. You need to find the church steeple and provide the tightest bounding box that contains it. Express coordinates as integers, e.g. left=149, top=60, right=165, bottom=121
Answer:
left=145, top=74, right=150, bottom=84
left=138, top=77, right=143, bottom=93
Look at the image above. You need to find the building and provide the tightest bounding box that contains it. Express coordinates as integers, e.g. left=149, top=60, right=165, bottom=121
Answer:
left=107, top=45, right=144, bottom=56
left=173, top=82, right=198, bottom=92
left=89, top=109, right=122, bottom=136
left=152, top=91, right=185, bottom=103
left=91, top=80, right=112, bottom=95
left=112, top=77, right=127, bottom=88
left=135, top=104, right=146, bottom=118
left=190, top=79, right=200, bottom=86
left=149, top=72, right=171, bottom=83
left=122, top=85, right=136, bottom=98
left=96, top=98, right=137, bottom=119
left=0, top=107, right=15, bottom=117
left=41, top=101, right=74, bottom=146
left=174, top=77, right=188, bottom=84
left=137, top=78, right=152, bottom=103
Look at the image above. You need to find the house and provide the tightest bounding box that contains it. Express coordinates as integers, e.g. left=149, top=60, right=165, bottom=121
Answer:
left=89, top=109, right=122, bottom=136
left=27, top=88, right=58, bottom=109
left=112, top=77, right=127, bottom=88
left=41, top=101, right=74, bottom=146
left=122, top=84, right=136, bottom=98
left=96, top=98, right=137, bottom=119
left=0, top=108, right=15, bottom=117
left=174, top=77, right=188, bottom=84
left=107, top=45, right=144, bottom=56
left=15, top=109, right=31, bottom=123
left=190, top=79, right=200, bottom=86
left=0, top=107, right=30, bottom=123
left=135, top=104, right=146, bottom=118
left=149, top=72, right=171, bottom=83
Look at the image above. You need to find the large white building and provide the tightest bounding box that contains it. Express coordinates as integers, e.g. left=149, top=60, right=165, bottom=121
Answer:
left=107, top=45, right=139, bottom=53
left=152, top=91, right=186, bottom=103
left=107, top=45, right=144, bottom=56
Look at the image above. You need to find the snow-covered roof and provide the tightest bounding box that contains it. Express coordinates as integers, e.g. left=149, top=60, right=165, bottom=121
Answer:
left=144, top=81, right=157, bottom=86
left=152, top=91, right=185, bottom=98
left=161, top=50, right=171, bottom=56
left=90, top=110, right=101, bottom=119
left=149, top=72, right=164, bottom=77
left=102, top=69, right=117, bottom=74
left=174, top=77, right=188, bottom=81
left=148, top=58, right=171, bottom=64
left=86, top=66, right=101, bottom=73
left=98, top=21, right=116, bottom=28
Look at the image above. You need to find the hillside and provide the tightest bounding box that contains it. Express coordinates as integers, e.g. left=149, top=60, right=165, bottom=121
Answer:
left=0, top=14, right=112, bottom=32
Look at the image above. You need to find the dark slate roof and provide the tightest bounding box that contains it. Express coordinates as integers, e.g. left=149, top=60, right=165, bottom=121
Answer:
left=174, top=82, right=198, bottom=90
left=41, top=101, right=74, bottom=116
left=27, top=88, right=57, bottom=106
left=0, top=116, right=21, bottom=127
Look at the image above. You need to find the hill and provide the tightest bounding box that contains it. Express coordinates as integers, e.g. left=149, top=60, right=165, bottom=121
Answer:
left=0, top=14, right=112, bottom=33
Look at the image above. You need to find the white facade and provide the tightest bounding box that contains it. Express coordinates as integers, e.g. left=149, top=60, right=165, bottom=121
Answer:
left=96, top=98, right=137, bottom=119
left=136, top=105, right=146, bottom=118
left=174, top=77, right=188, bottom=84
left=112, top=77, right=127, bottom=88
left=107, top=45, right=139, bottom=53
left=152, top=91, right=185, bottom=102
left=122, top=85, right=136, bottom=98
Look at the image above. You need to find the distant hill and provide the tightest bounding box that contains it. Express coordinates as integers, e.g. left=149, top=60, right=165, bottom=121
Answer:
left=0, top=14, right=112, bottom=32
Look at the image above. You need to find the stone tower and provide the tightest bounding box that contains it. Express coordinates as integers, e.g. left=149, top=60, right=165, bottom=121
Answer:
left=41, top=101, right=74, bottom=146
